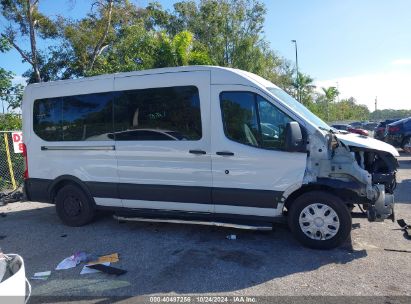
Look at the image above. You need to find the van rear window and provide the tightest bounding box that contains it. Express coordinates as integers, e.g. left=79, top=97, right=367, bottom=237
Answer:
left=33, top=92, right=114, bottom=141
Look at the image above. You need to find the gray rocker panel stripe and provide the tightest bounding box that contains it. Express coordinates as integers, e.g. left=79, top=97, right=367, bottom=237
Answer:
left=23, top=178, right=282, bottom=209
left=86, top=182, right=282, bottom=209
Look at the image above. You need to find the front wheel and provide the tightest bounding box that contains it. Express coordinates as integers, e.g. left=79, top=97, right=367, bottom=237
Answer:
left=288, top=191, right=352, bottom=249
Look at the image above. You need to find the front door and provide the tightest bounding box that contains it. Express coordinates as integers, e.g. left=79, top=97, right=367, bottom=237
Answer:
left=211, top=85, right=307, bottom=218
left=114, top=71, right=212, bottom=213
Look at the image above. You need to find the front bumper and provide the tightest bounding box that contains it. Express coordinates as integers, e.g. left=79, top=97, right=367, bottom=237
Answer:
left=367, top=184, right=395, bottom=222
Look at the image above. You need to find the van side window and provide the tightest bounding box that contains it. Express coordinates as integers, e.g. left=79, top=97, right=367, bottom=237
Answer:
left=33, top=92, right=114, bottom=141
left=257, top=95, right=292, bottom=149
left=114, top=86, right=202, bottom=141
left=220, top=92, right=260, bottom=147
left=62, top=93, right=114, bottom=141
left=220, top=92, right=292, bottom=150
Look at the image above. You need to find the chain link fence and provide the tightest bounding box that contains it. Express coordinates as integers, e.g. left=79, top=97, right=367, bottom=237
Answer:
left=0, top=131, right=25, bottom=193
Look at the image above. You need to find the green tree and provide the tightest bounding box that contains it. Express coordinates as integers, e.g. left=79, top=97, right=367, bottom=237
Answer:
left=0, top=0, right=58, bottom=82
left=321, top=86, right=339, bottom=121
left=0, top=113, right=22, bottom=129
left=293, top=72, right=315, bottom=105
left=57, top=0, right=122, bottom=78
left=0, top=38, right=24, bottom=114
left=168, top=0, right=286, bottom=80
left=44, top=1, right=209, bottom=78
left=85, top=27, right=211, bottom=76
left=154, top=31, right=211, bottom=68
left=370, top=109, right=411, bottom=121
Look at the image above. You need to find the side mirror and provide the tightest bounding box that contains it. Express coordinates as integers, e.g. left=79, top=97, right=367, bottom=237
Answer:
left=285, top=121, right=304, bottom=152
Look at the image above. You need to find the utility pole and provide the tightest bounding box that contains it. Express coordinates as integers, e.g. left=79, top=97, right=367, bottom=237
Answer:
left=291, top=40, right=300, bottom=103
left=375, top=96, right=378, bottom=112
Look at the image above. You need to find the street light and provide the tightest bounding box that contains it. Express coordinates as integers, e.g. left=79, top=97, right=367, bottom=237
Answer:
left=291, top=40, right=301, bottom=103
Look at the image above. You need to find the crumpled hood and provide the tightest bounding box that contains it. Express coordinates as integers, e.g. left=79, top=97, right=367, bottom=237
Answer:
left=335, top=132, right=399, bottom=157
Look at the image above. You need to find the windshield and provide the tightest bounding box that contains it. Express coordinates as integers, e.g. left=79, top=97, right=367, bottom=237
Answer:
left=266, top=87, right=331, bottom=131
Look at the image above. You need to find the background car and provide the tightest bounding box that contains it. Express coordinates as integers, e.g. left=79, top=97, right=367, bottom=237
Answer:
left=349, top=121, right=363, bottom=128
left=348, top=126, right=369, bottom=136
left=374, top=119, right=400, bottom=141
left=332, top=124, right=369, bottom=136
left=385, top=117, right=411, bottom=149
left=362, top=122, right=378, bottom=131
left=331, top=124, right=351, bottom=131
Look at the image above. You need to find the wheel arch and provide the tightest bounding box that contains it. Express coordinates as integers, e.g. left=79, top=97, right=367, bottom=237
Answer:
left=283, top=178, right=369, bottom=211
left=48, top=175, right=94, bottom=206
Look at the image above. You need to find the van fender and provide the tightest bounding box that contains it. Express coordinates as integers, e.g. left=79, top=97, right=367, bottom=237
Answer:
left=281, top=182, right=303, bottom=202
left=283, top=178, right=369, bottom=211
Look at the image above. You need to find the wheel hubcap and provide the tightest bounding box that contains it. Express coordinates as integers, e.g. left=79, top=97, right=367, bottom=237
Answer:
left=63, top=195, right=82, bottom=217
left=299, top=203, right=340, bottom=240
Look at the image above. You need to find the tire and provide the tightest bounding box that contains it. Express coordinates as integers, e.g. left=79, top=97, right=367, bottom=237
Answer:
left=55, top=184, right=95, bottom=227
left=401, top=136, right=410, bottom=150
left=288, top=191, right=352, bottom=249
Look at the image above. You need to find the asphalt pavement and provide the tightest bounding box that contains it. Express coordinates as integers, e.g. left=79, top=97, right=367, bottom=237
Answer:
left=1, top=154, right=410, bottom=303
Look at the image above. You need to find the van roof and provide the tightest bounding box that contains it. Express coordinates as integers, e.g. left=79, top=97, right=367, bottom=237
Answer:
left=25, top=65, right=279, bottom=90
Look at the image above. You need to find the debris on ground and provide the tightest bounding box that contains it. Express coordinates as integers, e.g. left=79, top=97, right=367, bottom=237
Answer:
left=226, top=234, right=237, bottom=240
left=87, top=253, right=119, bottom=265
left=0, top=190, right=24, bottom=206
left=80, top=262, right=110, bottom=275
left=55, top=251, right=93, bottom=270
left=384, top=248, right=411, bottom=253
left=86, top=264, right=127, bottom=276
left=55, top=256, right=78, bottom=270
left=397, top=219, right=411, bottom=239
left=0, top=213, right=6, bottom=218
left=0, top=236, right=6, bottom=240
left=56, top=251, right=122, bottom=277
left=31, top=271, right=51, bottom=280
left=60, top=234, right=67, bottom=238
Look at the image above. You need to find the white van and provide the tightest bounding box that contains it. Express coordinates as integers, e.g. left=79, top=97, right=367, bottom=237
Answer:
left=22, top=66, right=399, bottom=249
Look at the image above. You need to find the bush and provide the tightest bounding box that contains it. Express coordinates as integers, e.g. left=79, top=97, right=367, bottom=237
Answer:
left=0, top=114, right=22, bottom=130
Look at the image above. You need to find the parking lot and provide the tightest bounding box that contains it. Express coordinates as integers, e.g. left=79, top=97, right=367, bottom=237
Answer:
left=1, top=154, right=410, bottom=302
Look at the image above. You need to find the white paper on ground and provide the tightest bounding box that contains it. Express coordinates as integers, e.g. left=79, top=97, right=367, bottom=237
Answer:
left=55, top=256, right=77, bottom=270
left=33, top=271, right=51, bottom=277
left=80, top=262, right=110, bottom=275
left=31, top=277, right=48, bottom=280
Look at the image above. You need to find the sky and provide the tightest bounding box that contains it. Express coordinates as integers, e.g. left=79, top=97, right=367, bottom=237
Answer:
left=1, top=0, right=411, bottom=110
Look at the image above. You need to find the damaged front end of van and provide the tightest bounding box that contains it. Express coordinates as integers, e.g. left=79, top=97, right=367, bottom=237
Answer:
left=304, top=131, right=399, bottom=222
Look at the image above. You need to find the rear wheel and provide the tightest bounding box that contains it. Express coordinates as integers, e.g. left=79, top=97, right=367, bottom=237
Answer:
left=55, top=184, right=95, bottom=227
left=288, top=191, right=352, bottom=249
left=401, top=136, right=410, bottom=150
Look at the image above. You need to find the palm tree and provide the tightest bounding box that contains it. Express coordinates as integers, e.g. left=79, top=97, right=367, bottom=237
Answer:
left=293, top=72, right=316, bottom=104
left=322, top=86, right=339, bottom=121
left=322, top=86, right=339, bottom=101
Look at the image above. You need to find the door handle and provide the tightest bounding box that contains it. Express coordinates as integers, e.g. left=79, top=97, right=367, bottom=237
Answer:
left=189, top=149, right=207, bottom=155
left=216, top=151, right=234, bottom=156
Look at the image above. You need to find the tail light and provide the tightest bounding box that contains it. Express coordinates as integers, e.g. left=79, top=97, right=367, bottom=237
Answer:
left=360, top=129, right=369, bottom=136
left=388, top=125, right=400, bottom=133
left=22, top=143, right=29, bottom=179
